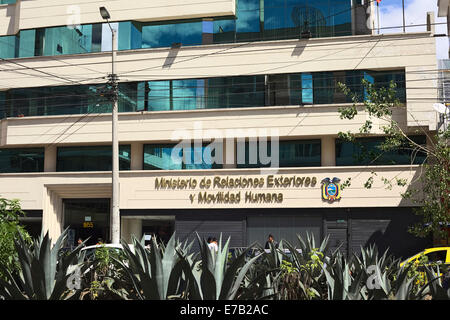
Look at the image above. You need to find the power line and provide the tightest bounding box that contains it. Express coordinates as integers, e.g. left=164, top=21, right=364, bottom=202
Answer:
left=0, top=31, right=440, bottom=83
left=117, top=34, right=443, bottom=77
left=0, top=57, right=98, bottom=87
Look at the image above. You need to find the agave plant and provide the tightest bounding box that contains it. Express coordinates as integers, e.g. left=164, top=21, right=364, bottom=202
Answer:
left=115, top=232, right=191, bottom=300
left=178, top=234, right=262, bottom=300
left=0, top=229, right=86, bottom=300
left=415, top=265, right=450, bottom=300
left=321, top=250, right=369, bottom=300
left=279, top=233, right=337, bottom=300
left=237, top=241, right=284, bottom=300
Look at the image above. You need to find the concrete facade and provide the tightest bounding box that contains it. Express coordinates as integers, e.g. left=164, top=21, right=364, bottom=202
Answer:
left=0, top=1, right=443, bottom=251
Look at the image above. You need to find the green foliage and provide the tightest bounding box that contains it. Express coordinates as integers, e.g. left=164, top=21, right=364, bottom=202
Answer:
left=409, top=135, right=450, bottom=240
left=115, top=233, right=190, bottom=300
left=0, top=228, right=86, bottom=300
left=338, top=79, right=450, bottom=239
left=191, top=234, right=262, bottom=300
left=1, top=231, right=449, bottom=300
left=80, top=245, right=129, bottom=300
left=0, top=198, right=32, bottom=280
left=114, top=233, right=262, bottom=300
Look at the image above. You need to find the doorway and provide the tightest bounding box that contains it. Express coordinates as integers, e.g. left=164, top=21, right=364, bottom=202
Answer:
left=63, top=199, right=110, bottom=247
left=142, top=218, right=175, bottom=245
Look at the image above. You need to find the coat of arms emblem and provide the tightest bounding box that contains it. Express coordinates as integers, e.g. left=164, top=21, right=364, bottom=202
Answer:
left=321, top=177, right=342, bottom=202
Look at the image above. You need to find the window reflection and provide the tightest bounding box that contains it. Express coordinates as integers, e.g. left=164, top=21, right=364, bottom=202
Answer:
left=335, top=136, right=427, bottom=166
left=0, top=70, right=406, bottom=119
left=237, top=139, right=321, bottom=168
left=57, top=145, right=131, bottom=172
left=0, top=148, right=44, bottom=173
left=1, top=0, right=355, bottom=58
left=144, top=143, right=222, bottom=170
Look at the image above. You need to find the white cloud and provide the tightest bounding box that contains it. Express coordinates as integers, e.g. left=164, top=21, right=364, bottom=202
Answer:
left=376, top=0, right=448, bottom=59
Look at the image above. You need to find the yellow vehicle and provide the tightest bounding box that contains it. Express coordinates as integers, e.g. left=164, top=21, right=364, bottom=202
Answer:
left=400, top=247, right=450, bottom=268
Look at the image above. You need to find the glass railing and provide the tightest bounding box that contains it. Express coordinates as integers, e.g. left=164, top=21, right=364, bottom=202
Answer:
left=0, top=70, right=406, bottom=119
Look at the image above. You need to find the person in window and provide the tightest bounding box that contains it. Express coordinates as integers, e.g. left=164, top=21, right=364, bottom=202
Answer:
left=208, top=237, right=218, bottom=252
left=265, top=234, right=278, bottom=250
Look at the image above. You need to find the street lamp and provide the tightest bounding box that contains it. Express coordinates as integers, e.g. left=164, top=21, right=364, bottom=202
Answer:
left=100, top=6, right=120, bottom=244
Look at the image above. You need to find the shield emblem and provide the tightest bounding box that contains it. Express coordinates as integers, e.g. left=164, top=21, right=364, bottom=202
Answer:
left=321, top=177, right=342, bottom=202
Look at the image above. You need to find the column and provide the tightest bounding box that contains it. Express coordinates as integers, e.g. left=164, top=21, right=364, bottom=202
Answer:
left=131, top=142, right=143, bottom=170
left=44, top=145, right=57, bottom=172
left=321, top=136, right=336, bottom=167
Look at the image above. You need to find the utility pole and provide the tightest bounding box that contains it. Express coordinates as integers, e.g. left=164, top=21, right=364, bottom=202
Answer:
left=402, top=0, right=406, bottom=33
left=377, top=1, right=380, bottom=35
left=100, top=7, right=120, bottom=244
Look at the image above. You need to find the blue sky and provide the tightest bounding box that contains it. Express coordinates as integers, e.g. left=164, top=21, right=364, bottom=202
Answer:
left=375, top=0, right=448, bottom=59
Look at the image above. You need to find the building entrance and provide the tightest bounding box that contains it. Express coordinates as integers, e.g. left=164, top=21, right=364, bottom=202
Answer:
left=121, top=215, right=175, bottom=246
left=63, top=199, right=110, bottom=247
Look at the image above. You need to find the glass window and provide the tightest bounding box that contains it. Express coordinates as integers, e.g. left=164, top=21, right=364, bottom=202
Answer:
left=0, top=148, right=44, bottom=173
left=143, top=144, right=183, bottom=170
left=268, top=74, right=290, bottom=106
left=425, top=250, right=447, bottom=264
left=143, top=143, right=222, bottom=170
left=236, top=0, right=262, bottom=41
left=237, top=139, right=321, bottom=168
left=142, top=21, right=202, bottom=49
left=18, top=24, right=102, bottom=58
left=7, top=0, right=355, bottom=59
left=118, top=21, right=143, bottom=50
left=148, top=81, right=171, bottom=111
left=0, top=35, right=17, bottom=59
left=18, top=29, right=36, bottom=58
left=313, top=72, right=334, bottom=104
left=336, top=136, right=427, bottom=166
left=301, top=73, right=313, bottom=104
left=227, top=76, right=265, bottom=108
left=213, top=19, right=236, bottom=44
left=118, top=82, right=138, bottom=112
left=264, top=0, right=351, bottom=40
left=172, top=79, right=205, bottom=110
left=373, top=70, right=406, bottom=102
left=6, top=84, right=109, bottom=117
left=57, top=145, right=131, bottom=172
left=279, top=139, right=321, bottom=167
left=289, top=74, right=302, bottom=105
left=0, top=70, right=407, bottom=120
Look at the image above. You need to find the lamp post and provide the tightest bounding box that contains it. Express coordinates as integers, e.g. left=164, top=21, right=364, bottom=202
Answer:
left=100, top=6, right=120, bottom=244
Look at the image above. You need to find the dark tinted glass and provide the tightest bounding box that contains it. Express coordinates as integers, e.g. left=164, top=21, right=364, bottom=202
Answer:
left=57, top=145, right=131, bottom=172
left=143, top=144, right=222, bottom=170
left=237, top=140, right=321, bottom=168
left=335, top=136, right=427, bottom=166
left=0, top=148, right=44, bottom=173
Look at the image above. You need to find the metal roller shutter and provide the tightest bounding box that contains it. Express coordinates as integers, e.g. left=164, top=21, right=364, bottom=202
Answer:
left=246, top=215, right=322, bottom=248
left=175, top=215, right=246, bottom=251
left=349, top=219, right=390, bottom=256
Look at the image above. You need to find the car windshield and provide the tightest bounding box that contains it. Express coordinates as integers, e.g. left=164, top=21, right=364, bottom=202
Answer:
left=425, top=250, right=447, bottom=263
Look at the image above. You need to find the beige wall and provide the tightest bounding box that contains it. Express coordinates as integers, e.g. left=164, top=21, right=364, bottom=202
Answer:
left=0, top=3, right=18, bottom=35
left=0, top=165, right=422, bottom=212
left=0, top=104, right=422, bottom=147
left=0, top=165, right=423, bottom=240
left=0, top=0, right=236, bottom=36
